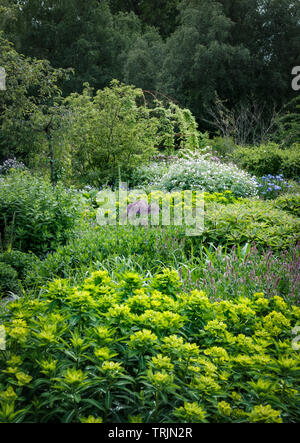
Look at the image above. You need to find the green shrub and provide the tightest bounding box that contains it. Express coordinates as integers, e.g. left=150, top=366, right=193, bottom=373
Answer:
left=0, top=270, right=299, bottom=422
left=0, top=170, right=84, bottom=256
left=273, top=194, right=300, bottom=217
left=210, top=136, right=237, bottom=159
left=280, top=147, right=300, bottom=178
left=0, top=262, right=19, bottom=298
left=133, top=157, right=258, bottom=197
left=232, top=143, right=300, bottom=179
left=0, top=250, right=39, bottom=281
left=203, top=200, right=300, bottom=250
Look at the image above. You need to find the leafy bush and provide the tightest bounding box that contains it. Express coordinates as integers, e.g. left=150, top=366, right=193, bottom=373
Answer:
left=0, top=251, right=39, bottom=281
left=93, top=188, right=239, bottom=227
left=0, top=262, right=20, bottom=298
left=232, top=143, right=300, bottom=179
left=0, top=171, right=84, bottom=256
left=132, top=157, right=258, bottom=198
left=203, top=200, right=300, bottom=250
left=130, top=162, right=168, bottom=188
left=62, top=81, right=159, bottom=186
left=273, top=194, right=300, bottom=217
left=210, top=136, right=237, bottom=159
left=0, top=270, right=299, bottom=422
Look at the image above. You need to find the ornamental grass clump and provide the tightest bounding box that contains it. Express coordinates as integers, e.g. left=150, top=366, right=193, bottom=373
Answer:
left=0, top=269, right=299, bottom=423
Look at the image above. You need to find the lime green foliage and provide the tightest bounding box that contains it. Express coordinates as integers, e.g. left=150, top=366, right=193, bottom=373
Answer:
left=273, top=194, right=300, bottom=218
left=0, top=270, right=299, bottom=423
left=232, top=143, right=300, bottom=179
left=150, top=101, right=200, bottom=152
left=0, top=171, right=84, bottom=255
left=0, top=262, right=19, bottom=298
left=63, top=80, right=159, bottom=185
left=204, top=191, right=239, bottom=205
left=62, top=80, right=202, bottom=186
left=203, top=200, right=299, bottom=250
left=94, top=188, right=238, bottom=227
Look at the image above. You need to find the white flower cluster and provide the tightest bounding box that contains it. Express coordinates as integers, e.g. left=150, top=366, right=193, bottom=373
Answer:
left=137, top=157, right=258, bottom=198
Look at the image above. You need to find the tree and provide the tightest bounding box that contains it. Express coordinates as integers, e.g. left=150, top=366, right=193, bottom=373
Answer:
left=109, top=0, right=180, bottom=38
left=275, top=96, right=300, bottom=146
left=61, top=80, right=159, bottom=185
left=5, top=1, right=165, bottom=95
left=0, top=33, right=71, bottom=182
left=122, top=25, right=165, bottom=91
left=5, top=0, right=116, bottom=93
left=61, top=80, right=201, bottom=185
left=159, top=0, right=251, bottom=122
left=217, top=0, right=300, bottom=108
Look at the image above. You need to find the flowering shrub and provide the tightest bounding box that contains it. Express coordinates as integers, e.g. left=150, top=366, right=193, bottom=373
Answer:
left=130, top=158, right=258, bottom=198
left=256, top=174, right=292, bottom=199
left=0, top=269, right=299, bottom=423
left=159, top=158, right=258, bottom=197
left=0, top=158, right=26, bottom=175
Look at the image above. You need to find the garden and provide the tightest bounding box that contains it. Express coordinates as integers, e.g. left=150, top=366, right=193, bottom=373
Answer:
left=0, top=0, right=299, bottom=425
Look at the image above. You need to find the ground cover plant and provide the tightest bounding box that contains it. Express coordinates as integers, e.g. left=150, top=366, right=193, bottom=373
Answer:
left=0, top=269, right=299, bottom=423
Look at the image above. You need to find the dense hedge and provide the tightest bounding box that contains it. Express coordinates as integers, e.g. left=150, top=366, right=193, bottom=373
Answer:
left=231, top=143, right=300, bottom=178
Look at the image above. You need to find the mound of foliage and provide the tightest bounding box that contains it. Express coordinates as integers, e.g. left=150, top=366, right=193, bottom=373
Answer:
left=0, top=269, right=299, bottom=423
left=273, top=194, right=300, bottom=218
left=0, top=251, right=39, bottom=282
left=231, top=143, right=300, bottom=179
left=203, top=200, right=300, bottom=250
left=131, top=157, right=258, bottom=198
left=0, top=262, right=20, bottom=298
left=0, top=171, right=84, bottom=256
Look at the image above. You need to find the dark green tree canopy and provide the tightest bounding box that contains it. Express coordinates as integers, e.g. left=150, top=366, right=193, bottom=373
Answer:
left=1, top=0, right=299, bottom=138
